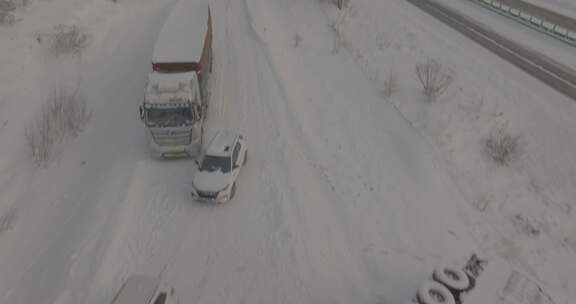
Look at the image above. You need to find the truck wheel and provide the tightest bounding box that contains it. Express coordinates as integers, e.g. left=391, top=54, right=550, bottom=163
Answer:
left=200, top=125, right=204, bottom=146
left=417, top=281, right=456, bottom=304
left=433, top=265, right=470, bottom=292
left=210, top=53, right=213, bottom=73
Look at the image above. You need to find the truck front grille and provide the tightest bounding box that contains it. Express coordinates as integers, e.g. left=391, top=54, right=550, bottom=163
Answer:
left=151, top=130, right=192, bottom=146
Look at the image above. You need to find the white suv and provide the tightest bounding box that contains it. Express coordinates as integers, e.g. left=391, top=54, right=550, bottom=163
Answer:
left=191, top=130, right=247, bottom=203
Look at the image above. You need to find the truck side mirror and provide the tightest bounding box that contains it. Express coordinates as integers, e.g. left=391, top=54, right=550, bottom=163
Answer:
left=194, top=104, right=202, bottom=121
left=139, top=106, right=144, bottom=121
left=194, top=159, right=200, bottom=167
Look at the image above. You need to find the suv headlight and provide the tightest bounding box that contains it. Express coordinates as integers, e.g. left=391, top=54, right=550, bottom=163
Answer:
left=218, top=185, right=230, bottom=193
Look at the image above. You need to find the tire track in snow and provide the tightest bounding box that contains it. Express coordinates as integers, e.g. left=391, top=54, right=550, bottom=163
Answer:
left=241, top=0, right=377, bottom=301
left=163, top=0, right=369, bottom=302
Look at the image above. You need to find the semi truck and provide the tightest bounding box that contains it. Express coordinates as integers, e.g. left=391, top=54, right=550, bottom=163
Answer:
left=411, top=254, right=559, bottom=304
left=139, top=0, right=212, bottom=158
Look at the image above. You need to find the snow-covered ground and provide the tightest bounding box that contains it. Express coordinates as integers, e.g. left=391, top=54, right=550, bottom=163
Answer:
left=524, top=0, right=576, bottom=20
left=0, top=0, right=575, bottom=303
left=0, top=0, right=177, bottom=303
left=316, top=0, right=576, bottom=301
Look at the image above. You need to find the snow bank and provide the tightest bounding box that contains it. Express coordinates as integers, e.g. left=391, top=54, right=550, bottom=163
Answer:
left=242, top=0, right=481, bottom=302
left=0, top=0, right=170, bottom=303
left=313, top=0, right=576, bottom=301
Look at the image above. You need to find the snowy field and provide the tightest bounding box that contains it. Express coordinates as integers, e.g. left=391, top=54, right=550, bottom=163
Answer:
left=0, top=0, right=574, bottom=303
left=315, top=0, right=576, bottom=301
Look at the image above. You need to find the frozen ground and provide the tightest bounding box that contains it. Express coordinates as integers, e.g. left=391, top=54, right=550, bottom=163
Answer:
left=320, top=0, right=576, bottom=301
left=0, top=0, right=574, bottom=303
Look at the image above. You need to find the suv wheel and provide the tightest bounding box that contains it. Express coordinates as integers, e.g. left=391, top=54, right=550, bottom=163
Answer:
left=230, top=182, right=237, bottom=200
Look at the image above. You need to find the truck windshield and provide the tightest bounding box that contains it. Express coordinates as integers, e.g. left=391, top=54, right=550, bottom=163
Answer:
left=200, top=155, right=231, bottom=173
left=146, top=107, right=193, bottom=127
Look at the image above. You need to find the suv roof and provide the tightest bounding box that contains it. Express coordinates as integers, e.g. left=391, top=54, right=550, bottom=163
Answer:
left=205, top=131, right=239, bottom=157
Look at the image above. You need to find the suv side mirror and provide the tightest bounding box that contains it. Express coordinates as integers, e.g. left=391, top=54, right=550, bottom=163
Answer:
left=139, top=106, right=144, bottom=121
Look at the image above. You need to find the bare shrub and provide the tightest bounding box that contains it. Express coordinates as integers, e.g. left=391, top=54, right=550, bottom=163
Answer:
left=0, top=11, right=14, bottom=25
left=484, top=124, right=521, bottom=166
left=0, top=0, right=16, bottom=25
left=47, top=24, right=89, bottom=57
left=382, top=72, right=398, bottom=98
left=25, top=87, right=91, bottom=164
left=0, top=0, right=16, bottom=12
left=330, top=20, right=350, bottom=53
left=415, top=58, right=453, bottom=101
left=510, top=214, right=541, bottom=237
left=334, top=0, right=349, bottom=9
left=292, top=32, right=302, bottom=48
left=0, top=206, right=17, bottom=234
left=330, top=21, right=342, bottom=53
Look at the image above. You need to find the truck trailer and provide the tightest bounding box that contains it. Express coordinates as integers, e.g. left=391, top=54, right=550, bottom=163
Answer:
left=139, top=0, right=212, bottom=158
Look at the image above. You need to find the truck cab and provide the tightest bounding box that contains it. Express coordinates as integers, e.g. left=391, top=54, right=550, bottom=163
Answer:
left=111, top=275, right=177, bottom=304
left=140, top=72, right=203, bottom=158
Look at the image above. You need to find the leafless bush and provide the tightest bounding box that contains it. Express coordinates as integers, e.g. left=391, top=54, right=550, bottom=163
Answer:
left=510, top=214, right=540, bottom=237
left=292, top=32, right=302, bottom=48
left=25, top=87, right=91, bottom=164
left=330, top=20, right=350, bottom=53
left=0, top=0, right=15, bottom=25
left=382, top=72, right=398, bottom=98
left=46, top=24, right=89, bottom=57
left=0, top=11, right=14, bottom=25
left=484, top=125, right=521, bottom=166
left=334, top=0, right=349, bottom=9
left=415, top=58, right=453, bottom=102
left=0, top=0, right=29, bottom=11
left=0, top=0, right=16, bottom=11
left=0, top=206, right=17, bottom=234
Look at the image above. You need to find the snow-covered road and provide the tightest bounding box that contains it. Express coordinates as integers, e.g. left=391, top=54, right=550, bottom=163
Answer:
left=0, top=0, right=489, bottom=303
left=159, top=0, right=479, bottom=303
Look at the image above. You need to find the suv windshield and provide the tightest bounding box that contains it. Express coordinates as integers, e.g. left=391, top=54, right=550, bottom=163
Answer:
left=146, top=107, right=193, bottom=127
left=200, top=155, right=231, bottom=173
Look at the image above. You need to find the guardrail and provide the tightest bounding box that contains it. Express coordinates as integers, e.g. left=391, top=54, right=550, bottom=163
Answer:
left=469, top=0, right=576, bottom=48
